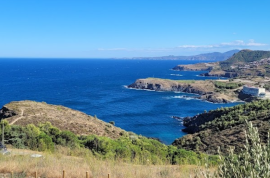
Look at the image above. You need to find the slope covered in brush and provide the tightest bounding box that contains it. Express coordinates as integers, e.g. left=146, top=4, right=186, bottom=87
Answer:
left=0, top=118, right=219, bottom=165
left=173, top=99, right=270, bottom=154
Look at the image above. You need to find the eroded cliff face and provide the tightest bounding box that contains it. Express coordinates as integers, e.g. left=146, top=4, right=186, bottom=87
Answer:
left=128, top=78, right=234, bottom=103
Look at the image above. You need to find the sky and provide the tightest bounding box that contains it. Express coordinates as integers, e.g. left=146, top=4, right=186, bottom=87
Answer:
left=0, top=0, right=270, bottom=58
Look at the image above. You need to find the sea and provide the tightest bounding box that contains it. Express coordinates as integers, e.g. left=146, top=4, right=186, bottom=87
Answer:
left=0, top=59, right=241, bottom=144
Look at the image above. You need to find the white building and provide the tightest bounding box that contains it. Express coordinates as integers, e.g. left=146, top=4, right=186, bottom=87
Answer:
left=242, top=86, right=266, bottom=97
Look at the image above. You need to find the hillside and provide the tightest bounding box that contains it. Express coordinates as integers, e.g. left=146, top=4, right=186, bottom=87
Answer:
left=172, top=99, right=270, bottom=154
left=0, top=100, right=220, bottom=175
left=0, top=100, right=125, bottom=139
left=220, top=50, right=270, bottom=70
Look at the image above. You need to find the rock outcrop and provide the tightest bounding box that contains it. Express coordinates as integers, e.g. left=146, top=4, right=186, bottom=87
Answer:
left=0, top=106, right=16, bottom=119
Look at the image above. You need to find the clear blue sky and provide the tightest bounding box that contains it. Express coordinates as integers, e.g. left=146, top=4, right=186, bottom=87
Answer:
left=1, top=0, right=270, bottom=58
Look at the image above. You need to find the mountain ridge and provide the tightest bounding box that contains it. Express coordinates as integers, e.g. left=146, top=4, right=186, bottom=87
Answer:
left=128, top=50, right=240, bottom=61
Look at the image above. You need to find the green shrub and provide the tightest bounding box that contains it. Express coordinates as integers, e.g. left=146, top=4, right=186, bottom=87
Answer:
left=196, top=121, right=270, bottom=177
left=1, top=120, right=219, bottom=166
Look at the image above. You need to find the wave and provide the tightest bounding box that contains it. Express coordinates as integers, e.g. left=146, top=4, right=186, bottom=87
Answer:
left=173, top=91, right=184, bottom=94
left=163, top=95, right=197, bottom=101
left=170, top=74, right=183, bottom=76
left=123, top=85, right=155, bottom=92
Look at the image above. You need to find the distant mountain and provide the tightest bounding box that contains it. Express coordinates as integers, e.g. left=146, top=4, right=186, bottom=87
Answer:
left=132, top=49, right=240, bottom=61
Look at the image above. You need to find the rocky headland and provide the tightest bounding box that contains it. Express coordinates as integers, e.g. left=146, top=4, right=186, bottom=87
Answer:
left=128, top=78, right=241, bottom=103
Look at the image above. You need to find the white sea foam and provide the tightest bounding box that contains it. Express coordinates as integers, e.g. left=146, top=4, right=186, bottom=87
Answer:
left=172, top=96, right=184, bottom=98
left=164, top=95, right=197, bottom=101
left=174, top=91, right=184, bottom=93
left=124, top=86, right=155, bottom=92
left=170, top=74, right=183, bottom=76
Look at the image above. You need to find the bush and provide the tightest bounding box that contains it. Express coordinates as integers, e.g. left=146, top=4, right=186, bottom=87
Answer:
left=1, top=120, right=219, bottom=166
left=196, top=121, right=270, bottom=177
left=109, top=121, right=115, bottom=125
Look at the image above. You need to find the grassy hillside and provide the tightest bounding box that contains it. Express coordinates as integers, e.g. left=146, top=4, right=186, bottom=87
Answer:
left=0, top=100, right=125, bottom=139
left=0, top=100, right=219, bottom=169
left=0, top=119, right=218, bottom=166
left=173, top=99, right=270, bottom=154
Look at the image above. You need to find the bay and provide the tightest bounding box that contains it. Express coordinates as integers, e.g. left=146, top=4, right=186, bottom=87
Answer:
left=0, top=59, right=239, bottom=144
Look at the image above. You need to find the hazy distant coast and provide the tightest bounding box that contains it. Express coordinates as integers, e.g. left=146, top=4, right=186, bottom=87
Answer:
left=123, top=50, right=240, bottom=61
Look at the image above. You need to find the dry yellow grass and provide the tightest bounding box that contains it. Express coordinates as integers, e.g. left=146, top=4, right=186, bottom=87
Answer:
left=0, top=147, right=199, bottom=178
left=3, top=100, right=125, bottom=139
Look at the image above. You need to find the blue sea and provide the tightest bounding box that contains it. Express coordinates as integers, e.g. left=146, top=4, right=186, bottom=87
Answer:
left=0, top=59, right=240, bottom=144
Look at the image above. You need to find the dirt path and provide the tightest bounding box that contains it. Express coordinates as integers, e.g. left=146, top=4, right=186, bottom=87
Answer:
left=10, top=110, right=24, bottom=125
